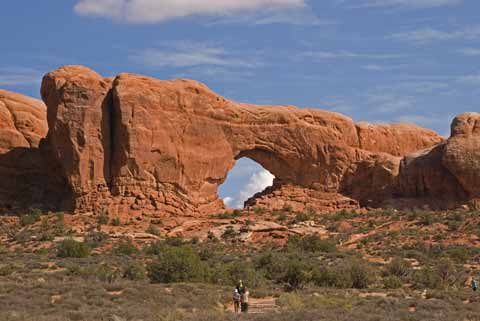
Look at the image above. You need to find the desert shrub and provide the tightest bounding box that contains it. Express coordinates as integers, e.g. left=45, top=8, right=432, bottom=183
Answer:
left=54, top=212, right=66, bottom=235
left=97, top=209, right=109, bottom=225
left=57, top=239, right=91, bottom=258
left=146, top=224, right=160, bottom=236
left=95, top=263, right=121, bottom=283
left=218, top=210, right=242, bottom=219
left=147, top=245, right=209, bottom=283
left=123, top=261, right=146, bottom=281
left=445, top=246, right=471, bottom=263
left=435, top=257, right=458, bottom=287
left=145, top=240, right=167, bottom=255
left=282, top=260, right=312, bottom=290
left=0, top=264, right=14, bottom=276
left=19, top=208, right=42, bottom=226
left=292, top=212, right=312, bottom=224
left=447, top=220, right=462, bottom=232
left=207, top=231, right=219, bottom=243
left=344, top=259, right=375, bottom=289
left=85, top=231, right=109, bottom=248
left=111, top=217, right=121, bottom=226
left=253, top=207, right=265, bottom=214
left=312, top=266, right=350, bottom=288
left=39, top=232, right=54, bottom=241
left=276, top=212, right=288, bottom=223
left=313, top=259, right=374, bottom=289
left=386, top=258, right=411, bottom=278
left=419, top=212, right=436, bottom=226
left=412, top=267, right=442, bottom=289
left=286, top=234, right=336, bottom=253
left=383, top=275, right=403, bottom=289
left=222, top=226, right=237, bottom=240
left=113, top=239, right=138, bottom=256
left=214, top=261, right=266, bottom=288
left=276, top=292, right=305, bottom=310
left=165, top=237, right=185, bottom=247
left=331, top=209, right=356, bottom=221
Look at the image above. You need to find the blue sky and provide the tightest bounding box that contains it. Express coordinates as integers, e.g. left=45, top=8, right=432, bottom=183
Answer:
left=1, top=0, right=479, bottom=208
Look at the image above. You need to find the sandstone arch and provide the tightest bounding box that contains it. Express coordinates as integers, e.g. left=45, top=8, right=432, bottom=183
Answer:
left=38, top=65, right=451, bottom=216
left=2, top=66, right=479, bottom=215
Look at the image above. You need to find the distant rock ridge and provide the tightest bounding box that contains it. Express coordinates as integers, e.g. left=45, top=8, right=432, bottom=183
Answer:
left=0, top=65, right=478, bottom=215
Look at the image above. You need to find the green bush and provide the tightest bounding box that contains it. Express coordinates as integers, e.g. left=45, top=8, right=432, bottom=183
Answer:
left=85, top=231, right=109, bottom=248
left=312, top=266, right=349, bottom=288
left=147, top=246, right=209, bottom=283
left=57, top=239, right=91, bottom=258
left=0, top=265, right=14, bottom=276
left=146, top=224, right=160, bottom=236
left=214, top=261, right=266, bottom=288
left=286, top=235, right=336, bottom=253
left=19, top=208, right=42, bottom=226
left=111, top=217, right=121, bottom=226
left=123, top=262, right=146, bottom=281
left=113, top=239, right=138, bottom=256
left=383, top=275, right=403, bottom=289
left=97, top=209, right=109, bottom=225
left=282, top=260, right=312, bottom=290
left=387, top=258, right=411, bottom=278
left=344, top=259, right=375, bottom=289
left=412, top=267, right=442, bottom=289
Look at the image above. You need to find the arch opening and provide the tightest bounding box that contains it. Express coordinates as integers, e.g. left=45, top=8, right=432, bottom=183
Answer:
left=219, top=157, right=275, bottom=209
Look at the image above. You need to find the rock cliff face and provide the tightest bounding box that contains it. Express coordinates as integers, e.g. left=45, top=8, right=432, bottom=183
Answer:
left=0, top=90, right=67, bottom=212
left=0, top=65, right=478, bottom=215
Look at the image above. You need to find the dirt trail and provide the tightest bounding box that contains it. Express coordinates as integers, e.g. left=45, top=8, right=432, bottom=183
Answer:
left=227, top=297, right=279, bottom=315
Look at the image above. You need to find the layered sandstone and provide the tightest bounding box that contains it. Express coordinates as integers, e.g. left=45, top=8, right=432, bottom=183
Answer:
left=39, top=66, right=444, bottom=216
left=1, top=65, right=479, bottom=216
left=0, top=89, right=47, bottom=153
left=0, top=90, right=66, bottom=212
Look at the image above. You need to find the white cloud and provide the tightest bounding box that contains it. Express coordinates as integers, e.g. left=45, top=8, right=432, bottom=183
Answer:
left=225, top=169, right=275, bottom=208
left=0, top=67, right=42, bottom=86
left=74, top=0, right=306, bottom=24
left=223, top=197, right=235, bottom=207
left=131, top=42, right=259, bottom=69
left=458, top=48, right=480, bottom=56
left=390, top=26, right=480, bottom=44
left=340, top=0, right=462, bottom=9
left=237, top=169, right=275, bottom=208
left=303, top=50, right=403, bottom=60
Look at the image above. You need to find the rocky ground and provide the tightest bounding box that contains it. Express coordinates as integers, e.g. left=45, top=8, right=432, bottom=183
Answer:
left=1, top=207, right=480, bottom=320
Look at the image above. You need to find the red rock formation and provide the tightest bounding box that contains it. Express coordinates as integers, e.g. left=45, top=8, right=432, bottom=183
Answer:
left=0, top=89, right=47, bottom=153
left=0, top=90, right=66, bottom=212
left=1, top=65, right=477, bottom=216
left=443, top=113, right=480, bottom=200
left=39, top=66, right=445, bottom=216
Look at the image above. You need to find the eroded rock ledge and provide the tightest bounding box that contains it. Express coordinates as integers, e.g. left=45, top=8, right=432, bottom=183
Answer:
left=1, top=65, right=479, bottom=216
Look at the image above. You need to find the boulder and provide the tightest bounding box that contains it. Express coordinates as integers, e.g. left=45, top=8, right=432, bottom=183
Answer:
left=442, top=112, right=480, bottom=198
left=0, top=89, right=47, bottom=153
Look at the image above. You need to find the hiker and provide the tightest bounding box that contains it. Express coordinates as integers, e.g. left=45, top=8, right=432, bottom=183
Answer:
left=472, top=278, right=478, bottom=292
left=236, top=280, right=245, bottom=295
left=241, top=287, right=249, bottom=313
left=233, top=288, right=241, bottom=313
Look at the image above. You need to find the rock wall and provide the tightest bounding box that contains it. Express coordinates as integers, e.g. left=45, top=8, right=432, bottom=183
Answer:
left=0, top=90, right=69, bottom=212
left=0, top=65, right=478, bottom=215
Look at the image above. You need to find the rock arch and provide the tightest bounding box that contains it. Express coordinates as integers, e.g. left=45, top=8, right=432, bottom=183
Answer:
left=37, top=65, right=475, bottom=216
